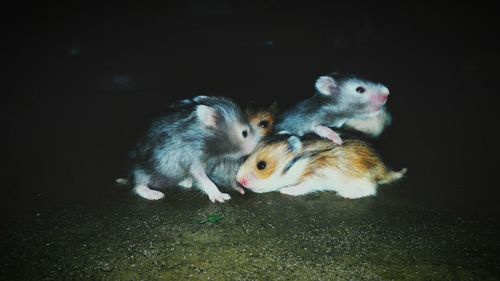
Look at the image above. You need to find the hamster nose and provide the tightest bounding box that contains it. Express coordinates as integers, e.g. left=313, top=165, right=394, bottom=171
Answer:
left=382, top=87, right=390, bottom=96
left=238, top=177, right=248, bottom=187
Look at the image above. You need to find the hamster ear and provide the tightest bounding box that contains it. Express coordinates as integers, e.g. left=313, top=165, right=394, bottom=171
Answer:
left=287, top=136, right=302, bottom=153
left=192, top=95, right=209, bottom=103
left=315, top=76, right=338, bottom=96
left=196, top=105, right=218, bottom=128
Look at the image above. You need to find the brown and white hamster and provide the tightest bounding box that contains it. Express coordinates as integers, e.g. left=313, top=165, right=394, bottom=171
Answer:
left=236, top=134, right=406, bottom=199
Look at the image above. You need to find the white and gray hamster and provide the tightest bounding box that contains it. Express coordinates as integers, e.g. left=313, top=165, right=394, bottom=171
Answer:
left=276, top=73, right=391, bottom=143
left=128, top=95, right=259, bottom=203
left=205, top=102, right=278, bottom=194
left=236, top=133, right=406, bottom=199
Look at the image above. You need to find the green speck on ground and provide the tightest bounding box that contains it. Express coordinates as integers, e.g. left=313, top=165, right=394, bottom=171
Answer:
left=194, top=214, right=223, bottom=225
left=1, top=187, right=499, bottom=281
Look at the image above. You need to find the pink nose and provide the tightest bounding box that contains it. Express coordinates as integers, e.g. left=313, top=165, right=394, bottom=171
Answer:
left=238, top=177, right=248, bottom=187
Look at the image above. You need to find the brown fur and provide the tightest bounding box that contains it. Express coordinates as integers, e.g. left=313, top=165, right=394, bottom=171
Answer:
left=247, top=102, right=278, bottom=138
left=249, top=137, right=398, bottom=182
left=241, top=135, right=404, bottom=186
left=240, top=103, right=281, bottom=180
left=299, top=139, right=395, bottom=183
left=251, top=143, right=293, bottom=179
left=249, top=112, right=275, bottom=137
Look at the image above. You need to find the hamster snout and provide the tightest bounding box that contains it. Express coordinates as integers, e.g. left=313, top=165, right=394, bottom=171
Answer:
left=372, top=95, right=387, bottom=108
left=379, top=85, right=390, bottom=96
left=237, top=177, right=249, bottom=187
left=236, top=172, right=257, bottom=189
left=371, top=87, right=390, bottom=109
left=236, top=174, right=249, bottom=188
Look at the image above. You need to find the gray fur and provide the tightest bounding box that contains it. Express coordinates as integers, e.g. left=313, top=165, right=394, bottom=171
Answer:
left=129, top=96, right=258, bottom=201
left=206, top=157, right=242, bottom=190
left=276, top=73, right=391, bottom=137
left=203, top=102, right=278, bottom=191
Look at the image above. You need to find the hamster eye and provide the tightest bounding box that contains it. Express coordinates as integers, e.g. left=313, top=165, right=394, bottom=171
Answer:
left=356, top=86, right=366, bottom=94
left=242, top=130, right=248, bottom=138
left=258, top=120, right=269, bottom=128
left=257, top=161, right=267, bottom=170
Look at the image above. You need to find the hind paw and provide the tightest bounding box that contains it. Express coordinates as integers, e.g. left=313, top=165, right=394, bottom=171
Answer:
left=134, top=185, right=165, bottom=200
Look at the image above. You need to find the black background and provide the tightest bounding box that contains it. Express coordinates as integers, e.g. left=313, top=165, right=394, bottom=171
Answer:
left=1, top=1, right=498, bottom=218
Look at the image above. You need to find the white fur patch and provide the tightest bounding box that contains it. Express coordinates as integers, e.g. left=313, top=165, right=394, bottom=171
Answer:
left=178, top=178, right=193, bottom=188
left=319, top=169, right=377, bottom=199
left=279, top=181, right=316, bottom=196
left=344, top=108, right=392, bottom=137
left=277, top=168, right=377, bottom=199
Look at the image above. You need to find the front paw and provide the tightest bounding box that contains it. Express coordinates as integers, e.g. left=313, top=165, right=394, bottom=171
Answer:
left=208, top=192, right=231, bottom=203
left=313, top=125, right=343, bottom=145
left=326, top=132, right=342, bottom=145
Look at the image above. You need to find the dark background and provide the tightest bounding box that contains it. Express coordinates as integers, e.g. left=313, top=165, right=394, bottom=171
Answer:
left=1, top=1, right=498, bottom=219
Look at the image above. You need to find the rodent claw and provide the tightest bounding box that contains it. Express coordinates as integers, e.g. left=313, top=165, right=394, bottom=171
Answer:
left=209, top=192, right=231, bottom=203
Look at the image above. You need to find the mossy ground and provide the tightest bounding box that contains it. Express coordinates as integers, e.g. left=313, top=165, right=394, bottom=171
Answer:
left=2, top=184, right=499, bottom=281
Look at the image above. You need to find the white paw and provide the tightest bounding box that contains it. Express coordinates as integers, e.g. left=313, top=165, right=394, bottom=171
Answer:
left=314, top=125, right=342, bottom=145
left=208, top=192, right=231, bottom=203
left=326, top=131, right=342, bottom=145
left=134, top=185, right=165, bottom=200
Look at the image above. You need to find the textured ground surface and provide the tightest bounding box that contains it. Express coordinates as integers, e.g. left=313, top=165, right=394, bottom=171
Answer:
left=2, top=182, right=500, bottom=280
